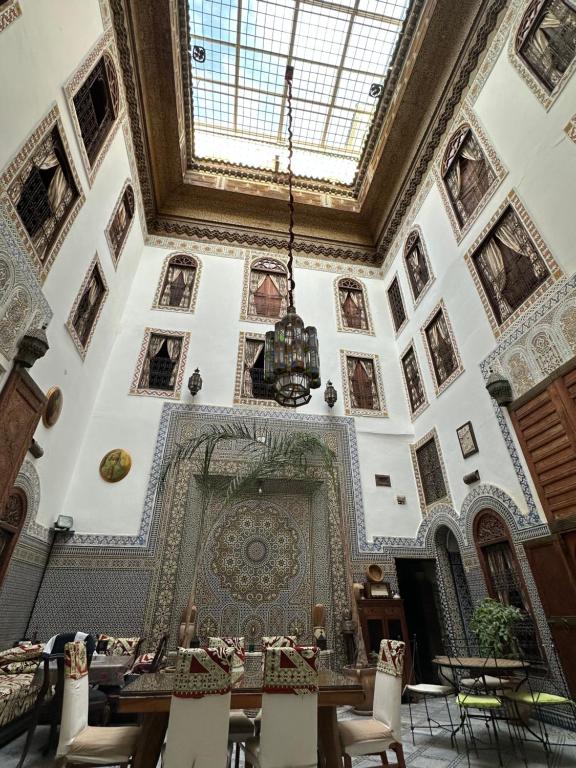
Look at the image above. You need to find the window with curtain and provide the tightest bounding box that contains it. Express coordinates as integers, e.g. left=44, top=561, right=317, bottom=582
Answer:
left=425, top=309, right=458, bottom=386
left=347, top=356, right=380, bottom=411
left=472, top=206, right=550, bottom=325
left=517, top=0, right=576, bottom=92
left=14, top=127, right=79, bottom=263
left=387, top=277, right=406, bottom=331
left=73, top=54, right=119, bottom=165
left=338, top=278, right=368, bottom=329
left=404, top=232, right=430, bottom=300
left=402, top=347, right=426, bottom=413
left=416, top=438, right=447, bottom=505
left=242, top=337, right=274, bottom=400
left=159, top=255, right=197, bottom=310
left=139, top=334, right=182, bottom=391
left=442, top=125, right=496, bottom=227
left=108, top=184, right=135, bottom=262
left=248, top=258, right=288, bottom=319
left=71, top=263, right=106, bottom=348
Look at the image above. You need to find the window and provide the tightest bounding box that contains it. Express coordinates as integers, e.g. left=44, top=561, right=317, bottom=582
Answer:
left=13, top=126, right=79, bottom=265
left=404, top=231, right=431, bottom=302
left=73, top=54, right=119, bottom=166
left=401, top=346, right=426, bottom=414
left=387, top=277, right=406, bottom=332
left=415, top=437, right=447, bottom=506
left=0, top=488, right=26, bottom=589
left=441, top=125, right=496, bottom=228
left=338, top=278, right=369, bottom=330
left=347, top=357, right=380, bottom=411
left=241, top=337, right=275, bottom=401
left=424, top=308, right=458, bottom=387
left=517, top=0, right=576, bottom=92
left=66, top=255, right=108, bottom=358
left=107, top=183, right=135, bottom=264
left=471, top=206, right=550, bottom=326
left=139, top=334, right=183, bottom=392
left=248, top=258, right=288, bottom=320
left=158, top=254, right=198, bottom=311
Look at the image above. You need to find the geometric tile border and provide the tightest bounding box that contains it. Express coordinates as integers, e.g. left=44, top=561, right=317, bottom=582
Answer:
left=333, top=276, right=375, bottom=336
left=0, top=0, right=21, bottom=33
left=65, top=252, right=109, bottom=360
left=420, top=299, right=464, bottom=397
left=464, top=189, right=564, bottom=338
left=409, top=427, right=452, bottom=516
left=151, top=252, right=202, bottom=313
left=129, top=327, right=190, bottom=400
left=339, top=350, right=388, bottom=417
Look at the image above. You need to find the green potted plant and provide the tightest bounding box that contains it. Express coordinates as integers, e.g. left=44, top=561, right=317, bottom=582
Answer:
left=470, top=598, right=522, bottom=658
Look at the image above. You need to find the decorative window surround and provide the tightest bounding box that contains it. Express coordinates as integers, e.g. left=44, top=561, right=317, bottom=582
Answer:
left=65, top=253, right=109, bottom=360
left=386, top=273, right=408, bottom=337
left=240, top=254, right=288, bottom=324
left=234, top=332, right=279, bottom=408
left=339, top=350, right=387, bottom=418
left=403, top=226, right=435, bottom=308
left=63, top=30, right=124, bottom=186
left=435, top=103, right=507, bottom=244
left=334, top=276, right=374, bottom=335
left=421, top=300, right=464, bottom=396
left=0, top=104, right=85, bottom=282
left=566, top=114, right=576, bottom=143
left=509, top=0, right=576, bottom=110
left=0, top=0, right=20, bottom=32
left=400, top=340, right=429, bottom=421
left=410, top=428, right=452, bottom=516
left=152, top=252, right=201, bottom=313
left=105, top=179, right=135, bottom=267
left=130, top=328, right=190, bottom=399
left=465, top=190, right=563, bottom=338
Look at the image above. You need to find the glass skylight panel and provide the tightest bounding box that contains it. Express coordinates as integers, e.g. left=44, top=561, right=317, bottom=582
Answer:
left=186, top=0, right=413, bottom=184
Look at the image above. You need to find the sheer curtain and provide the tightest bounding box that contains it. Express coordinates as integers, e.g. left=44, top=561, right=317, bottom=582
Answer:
left=243, top=340, right=264, bottom=397
left=140, top=335, right=165, bottom=388
left=494, top=215, right=548, bottom=279
left=37, top=147, right=68, bottom=212
left=166, top=338, right=182, bottom=388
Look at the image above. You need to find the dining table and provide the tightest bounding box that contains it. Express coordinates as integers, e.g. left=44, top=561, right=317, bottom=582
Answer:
left=432, top=655, right=529, bottom=674
left=116, top=667, right=364, bottom=768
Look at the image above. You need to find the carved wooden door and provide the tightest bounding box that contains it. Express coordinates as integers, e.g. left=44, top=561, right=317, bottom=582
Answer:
left=0, top=487, right=27, bottom=587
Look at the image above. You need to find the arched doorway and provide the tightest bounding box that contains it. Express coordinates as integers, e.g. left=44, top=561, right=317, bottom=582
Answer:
left=0, top=487, right=27, bottom=588
left=435, top=525, right=474, bottom=653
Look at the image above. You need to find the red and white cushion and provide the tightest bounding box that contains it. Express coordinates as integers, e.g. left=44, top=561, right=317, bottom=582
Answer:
left=208, top=636, right=246, bottom=669
left=263, top=646, right=319, bottom=695
left=261, top=635, right=297, bottom=651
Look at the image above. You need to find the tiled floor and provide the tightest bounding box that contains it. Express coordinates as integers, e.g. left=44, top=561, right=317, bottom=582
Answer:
left=1, top=698, right=576, bottom=767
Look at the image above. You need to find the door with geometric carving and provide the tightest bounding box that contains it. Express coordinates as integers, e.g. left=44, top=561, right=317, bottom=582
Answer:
left=0, top=487, right=27, bottom=588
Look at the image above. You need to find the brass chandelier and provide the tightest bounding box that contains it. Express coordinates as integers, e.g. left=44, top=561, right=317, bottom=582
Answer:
left=263, top=65, right=321, bottom=407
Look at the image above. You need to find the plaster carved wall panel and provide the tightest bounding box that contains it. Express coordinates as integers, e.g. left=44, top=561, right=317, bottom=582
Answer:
left=566, top=114, right=576, bottom=143
left=0, top=1, right=21, bottom=33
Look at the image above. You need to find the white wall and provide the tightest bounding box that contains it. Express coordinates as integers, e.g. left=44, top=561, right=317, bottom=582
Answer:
left=0, top=0, right=144, bottom=528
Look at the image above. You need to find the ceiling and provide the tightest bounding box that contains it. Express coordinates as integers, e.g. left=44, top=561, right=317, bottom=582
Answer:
left=114, top=0, right=506, bottom=264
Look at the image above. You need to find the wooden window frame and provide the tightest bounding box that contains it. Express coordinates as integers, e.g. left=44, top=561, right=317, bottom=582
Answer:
left=335, top=276, right=374, bottom=335
left=129, top=327, right=190, bottom=400
left=386, top=275, right=408, bottom=335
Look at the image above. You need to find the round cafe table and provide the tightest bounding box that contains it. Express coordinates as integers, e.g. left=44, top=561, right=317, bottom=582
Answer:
left=432, top=656, right=529, bottom=674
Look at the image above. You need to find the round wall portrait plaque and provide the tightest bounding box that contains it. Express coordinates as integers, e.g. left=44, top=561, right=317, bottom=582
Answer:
left=99, top=448, right=132, bottom=483
left=43, top=386, right=63, bottom=428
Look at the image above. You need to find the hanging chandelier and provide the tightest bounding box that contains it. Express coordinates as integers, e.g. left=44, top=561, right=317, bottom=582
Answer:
left=264, top=66, right=321, bottom=408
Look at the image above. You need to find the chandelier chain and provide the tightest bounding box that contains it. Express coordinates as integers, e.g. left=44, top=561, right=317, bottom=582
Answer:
left=286, top=66, right=295, bottom=307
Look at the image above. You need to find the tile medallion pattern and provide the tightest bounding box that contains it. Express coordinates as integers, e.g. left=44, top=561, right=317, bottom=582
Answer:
left=65, top=253, right=109, bottom=360
left=410, top=428, right=452, bottom=516
left=420, top=299, right=465, bottom=397
left=333, top=276, right=375, bottom=336
left=0, top=0, right=20, bottom=33
left=129, top=327, right=190, bottom=399
left=104, top=178, right=135, bottom=268
left=464, top=190, right=563, bottom=338
left=507, top=0, right=576, bottom=111
left=151, top=251, right=202, bottom=313
left=339, top=350, right=388, bottom=418
left=434, top=102, right=508, bottom=245
left=0, top=104, right=85, bottom=282
left=399, top=339, right=429, bottom=421
left=63, top=30, right=125, bottom=185
left=402, top=225, right=435, bottom=309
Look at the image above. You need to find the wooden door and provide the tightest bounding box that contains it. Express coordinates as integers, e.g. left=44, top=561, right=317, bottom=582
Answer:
left=0, top=487, right=27, bottom=587
left=0, top=368, right=46, bottom=513
left=511, top=365, right=576, bottom=529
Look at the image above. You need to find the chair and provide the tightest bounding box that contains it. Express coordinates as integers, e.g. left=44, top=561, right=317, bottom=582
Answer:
left=131, top=632, right=168, bottom=674
left=245, top=645, right=319, bottom=768
left=95, top=635, right=143, bottom=660
left=261, top=636, right=296, bottom=651
left=337, top=639, right=406, bottom=768
left=55, top=641, right=139, bottom=766
left=404, top=635, right=456, bottom=744
left=163, top=646, right=234, bottom=768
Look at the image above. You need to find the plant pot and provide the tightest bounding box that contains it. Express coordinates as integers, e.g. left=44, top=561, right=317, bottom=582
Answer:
left=343, top=664, right=376, bottom=715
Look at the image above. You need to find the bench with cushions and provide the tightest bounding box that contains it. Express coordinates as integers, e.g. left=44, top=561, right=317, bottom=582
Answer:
left=0, top=645, right=46, bottom=746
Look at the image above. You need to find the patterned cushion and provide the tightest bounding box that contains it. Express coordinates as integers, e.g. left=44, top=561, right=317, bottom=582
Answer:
left=97, top=635, right=141, bottom=656
left=131, top=652, right=155, bottom=674
left=0, top=659, right=40, bottom=675
left=173, top=647, right=233, bottom=699
left=208, top=637, right=245, bottom=669
left=0, top=645, right=44, bottom=670
left=261, top=636, right=297, bottom=651
left=263, top=646, right=319, bottom=695
left=0, top=673, right=41, bottom=728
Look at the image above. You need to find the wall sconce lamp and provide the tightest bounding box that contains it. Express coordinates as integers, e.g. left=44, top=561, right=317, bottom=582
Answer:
left=324, top=380, right=337, bottom=408
left=485, top=368, right=513, bottom=406
left=188, top=368, right=203, bottom=397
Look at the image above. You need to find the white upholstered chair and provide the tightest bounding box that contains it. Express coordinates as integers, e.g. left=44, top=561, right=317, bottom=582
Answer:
left=245, top=645, right=319, bottom=768
left=338, top=639, right=406, bottom=768
left=55, top=641, right=140, bottom=767
left=163, top=646, right=234, bottom=768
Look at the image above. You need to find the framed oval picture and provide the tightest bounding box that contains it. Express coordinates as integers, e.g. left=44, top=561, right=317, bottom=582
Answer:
left=99, top=449, right=132, bottom=483
left=43, top=386, right=63, bottom=428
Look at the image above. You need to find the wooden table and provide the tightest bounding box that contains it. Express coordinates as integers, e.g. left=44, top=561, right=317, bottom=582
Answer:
left=117, top=669, right=364, bottom=768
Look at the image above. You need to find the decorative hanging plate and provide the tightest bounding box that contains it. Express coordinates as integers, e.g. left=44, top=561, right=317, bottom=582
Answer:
left=99, top=448, right=132, bottom=483
left=43, top=386, right=63, bottom=428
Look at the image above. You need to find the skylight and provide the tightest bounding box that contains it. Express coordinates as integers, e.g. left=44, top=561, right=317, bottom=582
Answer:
left=186, top=0, right=411, bottom=186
